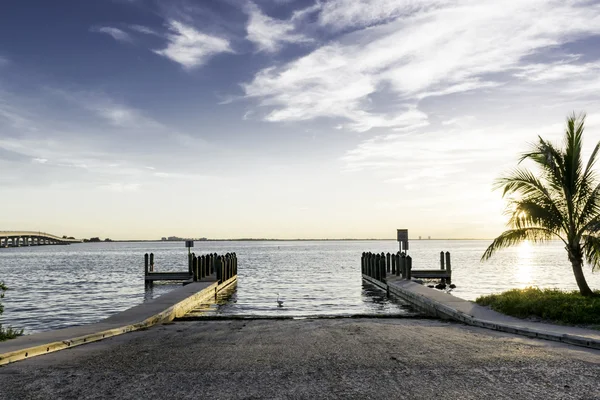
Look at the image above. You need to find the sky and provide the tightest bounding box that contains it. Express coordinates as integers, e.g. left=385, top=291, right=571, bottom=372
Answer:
left=1, top=0, right=600, bottom=240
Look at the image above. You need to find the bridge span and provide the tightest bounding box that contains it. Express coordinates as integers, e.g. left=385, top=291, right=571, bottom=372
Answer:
left=0, top=231, right=81, bottom=247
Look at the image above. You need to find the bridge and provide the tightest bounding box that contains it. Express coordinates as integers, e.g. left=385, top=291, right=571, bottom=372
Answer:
left=0, top=231, right=81, bottom=247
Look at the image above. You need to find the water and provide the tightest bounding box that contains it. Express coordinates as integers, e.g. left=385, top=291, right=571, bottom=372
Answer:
left=1, top=240, right=599, bottom=334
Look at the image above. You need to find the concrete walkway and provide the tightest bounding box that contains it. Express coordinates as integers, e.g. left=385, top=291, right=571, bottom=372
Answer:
left=377, top=276, right=600, bottom=349
left=0, top=278, right=236, bottom=365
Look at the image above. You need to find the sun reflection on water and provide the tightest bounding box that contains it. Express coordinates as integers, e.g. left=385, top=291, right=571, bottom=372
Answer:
left=516, top=240, right=533, bottom=287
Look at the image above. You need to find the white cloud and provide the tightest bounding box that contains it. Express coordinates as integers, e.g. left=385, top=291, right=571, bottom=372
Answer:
left=32, top=158, right=48, bottom=164
left=244, top=0, right=600, bottom=131
left=318, top=0, right=452, bottom=31
left=515, top=60, right=600, bottom=82
left=245, top=3, right=312, bottom=53
left=90, top=26, right=133, bottom=43
left=129, top=24, right=159, bottom=36
left=154, top=20, right=232, bottom=69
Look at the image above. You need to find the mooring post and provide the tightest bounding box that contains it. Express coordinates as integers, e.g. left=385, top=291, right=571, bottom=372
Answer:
left=193, top=255, right=198, bottom=282
left=440, top=251, right=445, bottom=270
left=188, top=253, right=193, bottom=276
left=399, top=253, right=406, bottom=278
left=225, top=254, right=231, bottom=281
left=445, top=251, right=452, bottom=283
left=391, top=253, right=396, bottom=275
left=374, top=254, right=380, bottom=281
left=199, top=255, right=204, bottom=279
left=150, top=253, right=154, bottom=272
left=406, top=255, right=412, bottom=280
left=361, top=252, right=365, bottom=275
left=144, top=253, right=149, bottom=275
left=386, top=252, right=391, bottom=273
left=395, top=253, right=400, bottom=276
left=380, top=253, right=386, bottom=281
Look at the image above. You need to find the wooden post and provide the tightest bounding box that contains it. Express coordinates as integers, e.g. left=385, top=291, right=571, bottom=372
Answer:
left=440, top=251, right=445, bottom=270
left=391, top=253, right=396, bottom=275
left=400, top=253, right=406, bottom=278
left=193, top=256, right=198, bottom=281
left=380, top=254, right=386, bottom=281
left=215, top=256, right=221, bottom=282
left=445, top=251, right=452, bottom=283
left=150, top=253, right=154, bottom=272
left=374, top=254, right=380, bottom=281
left=386, top=252, right=391, bottom=273
left=188, top=253, right=193, bottom=276
left=395, top=253, right=400, bottom=276
left=406, top=255, right=412, bottom=280
left=226, top=254, right=231, bottom=281
left=361, top=252, right=365, bottom=275
left=144, top=253, right=149, bottom=275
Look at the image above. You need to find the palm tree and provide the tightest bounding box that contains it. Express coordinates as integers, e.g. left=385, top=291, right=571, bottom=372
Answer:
left=482, top=112, right=600, bottom=297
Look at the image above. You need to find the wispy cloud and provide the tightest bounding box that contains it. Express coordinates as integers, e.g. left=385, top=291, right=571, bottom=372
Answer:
left=243, top=0, right=600, bottom=131
left=90, top=26, right=133, bottom=43
left=245, top=3, right=312, bottom=53
left=154, top=20, right=232, bottom=69
left=129, top=24, right=159, bottom=36
left=515, top=60, right=600, bottom=82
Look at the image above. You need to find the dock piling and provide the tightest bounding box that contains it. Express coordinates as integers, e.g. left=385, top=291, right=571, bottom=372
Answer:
left=386, top=252, right=391, bottom=273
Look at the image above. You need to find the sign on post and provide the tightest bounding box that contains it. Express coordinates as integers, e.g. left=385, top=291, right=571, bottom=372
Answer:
left=397, top=229, right=409, bottom=253
left=185, top=240, right=194, bottom=248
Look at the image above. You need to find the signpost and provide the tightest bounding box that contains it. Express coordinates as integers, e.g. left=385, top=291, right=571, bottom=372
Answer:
left=397, top=229, right=408, bottom=254
left=185, top=240, right=194, bottom=255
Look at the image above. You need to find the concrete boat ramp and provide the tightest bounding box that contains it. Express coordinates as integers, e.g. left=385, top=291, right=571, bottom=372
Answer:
left=0, top=278, right=236, bottom=365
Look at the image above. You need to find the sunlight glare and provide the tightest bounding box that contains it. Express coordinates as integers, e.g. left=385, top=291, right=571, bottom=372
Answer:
left=516, top=240, right=533, bottom=287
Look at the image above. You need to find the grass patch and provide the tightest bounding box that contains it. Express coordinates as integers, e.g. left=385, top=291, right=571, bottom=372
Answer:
left=0, top=326, right=23, bottom=341
left=475, top=287, right=600, bottom=328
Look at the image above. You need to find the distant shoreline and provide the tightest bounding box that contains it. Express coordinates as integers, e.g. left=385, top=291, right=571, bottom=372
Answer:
left=88, top=238, right=494, bottom=243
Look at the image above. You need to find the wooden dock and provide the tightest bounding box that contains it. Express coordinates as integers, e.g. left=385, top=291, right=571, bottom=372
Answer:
left=144, top=252, right=237, bottom=287
left=361, top=251, right=452, bottom=283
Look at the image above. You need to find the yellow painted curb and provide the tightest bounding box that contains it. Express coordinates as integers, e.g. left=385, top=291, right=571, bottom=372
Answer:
left=0, top=277, right=237, bottom=366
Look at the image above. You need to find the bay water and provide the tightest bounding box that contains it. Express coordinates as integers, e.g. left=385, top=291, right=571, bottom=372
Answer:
left=1, top=240, right=599, bottom=334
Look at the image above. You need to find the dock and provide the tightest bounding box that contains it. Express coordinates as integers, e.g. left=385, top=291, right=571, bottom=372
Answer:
left=144, top=252, right=238, bottom=287
left=361, top=251, right=452, bottom=283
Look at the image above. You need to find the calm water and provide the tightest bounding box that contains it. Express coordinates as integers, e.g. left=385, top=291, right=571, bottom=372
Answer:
left=1, top=240, right=599, bottom=334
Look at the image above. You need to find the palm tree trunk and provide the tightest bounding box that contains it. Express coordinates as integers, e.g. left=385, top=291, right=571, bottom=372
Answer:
left=571, top=259, right=594, bottom=296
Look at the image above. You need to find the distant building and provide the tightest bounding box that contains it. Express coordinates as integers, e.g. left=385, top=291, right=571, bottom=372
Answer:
left=167, top=236, right=182, bottom=241
left=428, top=236, right=431, bottom=240
left=418, top=236, right=422, bottom=240
left=161, top=237, right=167, bottom=241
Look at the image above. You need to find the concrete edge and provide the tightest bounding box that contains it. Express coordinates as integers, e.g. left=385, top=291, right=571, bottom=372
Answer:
left=363, top=276, right=600, bottom=351
left=0, top=277, right=237, bottom=366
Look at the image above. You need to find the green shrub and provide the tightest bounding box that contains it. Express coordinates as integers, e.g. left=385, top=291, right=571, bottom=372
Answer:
left=476, top=287, right=600, bottom=327
left=0, top=282, right=23, bottom=341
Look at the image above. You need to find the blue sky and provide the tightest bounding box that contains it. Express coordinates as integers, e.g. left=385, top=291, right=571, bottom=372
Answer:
left=1, top=0, right=600, bottom=239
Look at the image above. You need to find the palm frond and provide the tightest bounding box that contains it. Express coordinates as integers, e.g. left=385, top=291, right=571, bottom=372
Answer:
left=577, top=181, right=600, bottom=231
left=563, top=112, right=585, bottom=203
left=481, top=228, right=558, bottom=261
left=582, top=140, right=600, bottom=185
left=519, top=136, right=565, bottom=194
left=507, top=197, right=565, bottom=232
left=582, top=234, right=600, bottom=272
